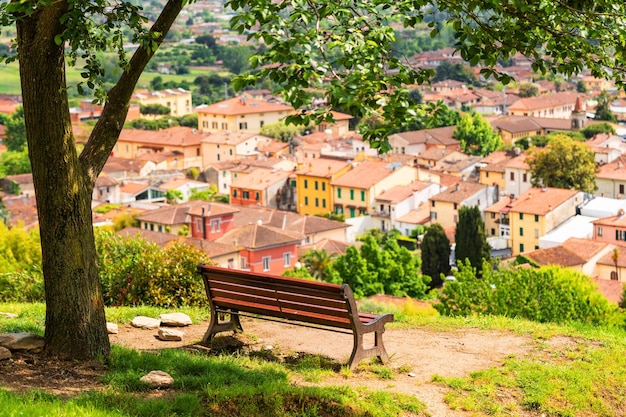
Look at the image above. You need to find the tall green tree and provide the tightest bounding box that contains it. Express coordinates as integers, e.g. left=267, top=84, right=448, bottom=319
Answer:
left=432, top=61, right=477, bottom=84
left=0, top=0, right=187, bottom=361
left=594, top=91, right=617, bottom=122
left=454, top=113, right=503, bottom=156
left=527, top=134, right=598, bottom=193
left=420, top=223, right=451, bottom=288
left=455, top=206, right=490, bottom=275
left=301, top=248, right=334, bottom=281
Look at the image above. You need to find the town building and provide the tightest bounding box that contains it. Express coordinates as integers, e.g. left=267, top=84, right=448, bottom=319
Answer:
left=132, top=88, right=193, bottom=117
left=197, top=96, right=294, bottom=134
left=294, top=158, right=353, bottom=216
left=484, top=187, right=584, bottom=256
left=330, top=160, right=418, bottom=219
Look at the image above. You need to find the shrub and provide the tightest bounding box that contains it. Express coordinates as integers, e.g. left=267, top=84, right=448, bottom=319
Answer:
left=436, top=261, right=619, bottom=326
left=96, top=231, right=209, bottom=307
left=0, top=271, right=44, bottom=302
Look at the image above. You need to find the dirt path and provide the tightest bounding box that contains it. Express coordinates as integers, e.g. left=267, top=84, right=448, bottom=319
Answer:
left=110, top=318, right=534, bottom=416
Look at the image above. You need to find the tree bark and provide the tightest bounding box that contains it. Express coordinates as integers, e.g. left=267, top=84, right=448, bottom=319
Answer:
left=15, top=0, right=185, bottom=360
left=17, top=2, right=110, bottom=359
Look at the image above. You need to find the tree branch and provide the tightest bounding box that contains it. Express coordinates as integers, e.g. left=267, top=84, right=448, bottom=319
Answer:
left=79, top=0, right=186, bottom=185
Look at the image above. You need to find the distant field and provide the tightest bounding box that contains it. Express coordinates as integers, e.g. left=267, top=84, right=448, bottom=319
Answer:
left=0, top=62, right=214, bottom=97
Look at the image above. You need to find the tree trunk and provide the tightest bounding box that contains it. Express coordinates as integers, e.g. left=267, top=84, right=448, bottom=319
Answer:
left=16, top=3, right=110, bottom=359
left=14, top=0, right=186, bottom=360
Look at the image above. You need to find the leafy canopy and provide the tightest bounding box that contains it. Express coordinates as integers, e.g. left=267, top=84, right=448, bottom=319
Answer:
left=527, top=134, right=598, bottom=193
left=227, top=0, right=626, bottom=148
left=0, top=0, right=195, bottom=101
left=454, top=113, right=503, bottom=156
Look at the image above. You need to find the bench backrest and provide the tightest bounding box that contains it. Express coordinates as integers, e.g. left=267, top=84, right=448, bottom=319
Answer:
left=198, top=264, right=357, bottom=330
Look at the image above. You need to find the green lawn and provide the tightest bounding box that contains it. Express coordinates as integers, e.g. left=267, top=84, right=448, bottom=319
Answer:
left=0, top=62, right=212, bottom=97
left=2, top=303, right=626, bottom=416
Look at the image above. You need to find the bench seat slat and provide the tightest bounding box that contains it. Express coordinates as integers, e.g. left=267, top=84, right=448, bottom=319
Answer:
left=208, top=272, right=345, bottom=300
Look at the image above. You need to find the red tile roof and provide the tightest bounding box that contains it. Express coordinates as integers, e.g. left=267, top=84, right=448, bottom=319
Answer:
left=197, top=96, right=293, bottom=116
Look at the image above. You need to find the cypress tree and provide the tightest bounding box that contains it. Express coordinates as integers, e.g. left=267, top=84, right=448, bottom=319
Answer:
left=455, top=206, right=491, bottom=275
left=420, top=223, right=451, bottom=288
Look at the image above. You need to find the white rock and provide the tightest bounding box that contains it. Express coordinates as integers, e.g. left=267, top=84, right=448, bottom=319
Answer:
left=0, top=333, right=45, bottom=351
left=157, top=328, right=184, bottom=341
left=0, top=346, right=11, bottom=360
left=0, top=312, right=18, bottom=319
left=140, top=370, right=174, bottom=388
left=159, top=312, right=192, bottom=327
left=408, top=372, right=416, bottom=377
left=131, top=316, right=160, bottom=330
left=106, top=322, right=119, bottom=334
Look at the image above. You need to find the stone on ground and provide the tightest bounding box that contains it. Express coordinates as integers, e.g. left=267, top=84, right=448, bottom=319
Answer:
left=131, top=316, right=160, bottom=330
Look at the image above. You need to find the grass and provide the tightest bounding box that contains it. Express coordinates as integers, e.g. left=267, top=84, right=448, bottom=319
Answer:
left=0, top=60, right=211, bottom=98
left=2, top=302, right=626, bottom=416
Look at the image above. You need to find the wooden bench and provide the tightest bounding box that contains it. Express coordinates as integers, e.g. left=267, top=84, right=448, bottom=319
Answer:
left=197, top=264, right=394, bottom=370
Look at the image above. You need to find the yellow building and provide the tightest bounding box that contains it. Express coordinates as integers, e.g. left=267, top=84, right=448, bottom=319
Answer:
left=484, top=187, right=584, bottom=256
left=330, top=160, right=418, bottom=219
left=197, top=96, right=294, bottom=134
left=132, top=88, right=193, bottom=117
left=295, top=158, right=352, bottom=216
left=428, top=182, right=494, bottom=229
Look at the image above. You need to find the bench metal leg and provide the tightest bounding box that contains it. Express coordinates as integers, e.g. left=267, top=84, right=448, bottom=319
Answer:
left=201, top=311, right=243, bottom=346
left=347, top=327, right=390, bottom=370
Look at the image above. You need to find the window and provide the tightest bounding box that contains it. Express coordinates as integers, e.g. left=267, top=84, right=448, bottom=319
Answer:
left=350, top=189, right=355, bottom=200
left=453, top=214, right=458, bottom=223
left=491, top=228, right=495, bottom=236
left=227, top=258, right=234, bottom=269
left=262, top=256, right=271, bottom=271
left=158, top=225, right=162, bottom=232
left=519, top=227, right=524, bottom=236
left=150, top=224, right=154, bottom=231
left=210, top=219, right=221, bottom=233
left=490, top=212, right=496, bottom=219
left=453, top=203, right=458, bottom=210
left=431, top=201, right=435, bottom=207
left=535, top=214, right=539, bottom=222
left=304, top=179, right=308, bottom=189
left=243, top=191, right=250, bottom=200
left=534, top=229, right=539, bottom=238
left=510, top=172, right=515, bottom=181
left=315, top=198, right=319, bottom=207
left=290, top=180, right=296, bottom=187
left=255, top=192, right=260, bottom=201
left=621, top=184, right=625, bottom=195
left=283, top=252, right=291, bottom=267
left=522, top=173, right=528, bottom=182
left=430, top=212, right=437, bottom=220
left=229, top=149, right=233, bottom=156
left=349, top=207, right=355, bottom=217
left=239, top=122, right=248, bottom=129
left=322, top=199, right=326, bottom=208
left=520, top=243, right=525, bottom=253
left=598, top=227, right=603, bottom=236
left=240, top=257, right=246, bottom=269
left=337, top=188, right=342, bottom=198
left=322, top=182, right=326, bottom=191
left=519, top=213, right=524, bottom=220
left=315, top=181, right=319, bottom=190
left=233, top=189, right=237, bottom=198
left=360, top=190, right=365, bottom=201
left=304, top=196, right=309, bottom=206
